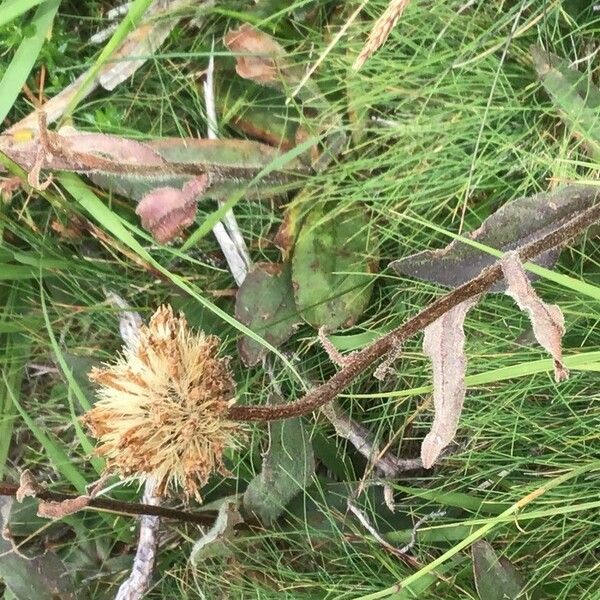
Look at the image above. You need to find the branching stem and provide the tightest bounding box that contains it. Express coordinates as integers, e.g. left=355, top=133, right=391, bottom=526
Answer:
left=228, top=199, right=600, bottom=422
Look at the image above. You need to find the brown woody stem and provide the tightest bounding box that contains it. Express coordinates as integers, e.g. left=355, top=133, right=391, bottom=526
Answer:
left=0, top=482, right=215, bottom=526
left=228, top=199, right=600, bottom=422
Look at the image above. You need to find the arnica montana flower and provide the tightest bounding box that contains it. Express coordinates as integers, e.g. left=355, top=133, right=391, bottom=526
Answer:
left=84, top=305, right=243, bottom=501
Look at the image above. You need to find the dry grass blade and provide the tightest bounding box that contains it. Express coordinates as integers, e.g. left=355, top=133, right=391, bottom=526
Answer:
left=353, top=0, right=411, bottom=71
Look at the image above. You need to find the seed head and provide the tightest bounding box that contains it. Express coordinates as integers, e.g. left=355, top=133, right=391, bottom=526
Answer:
left=84, top=305, right=243, bottom=500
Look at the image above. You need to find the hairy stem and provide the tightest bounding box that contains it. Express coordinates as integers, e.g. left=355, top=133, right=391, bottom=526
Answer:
left=228, top=199, right=600, bottom=422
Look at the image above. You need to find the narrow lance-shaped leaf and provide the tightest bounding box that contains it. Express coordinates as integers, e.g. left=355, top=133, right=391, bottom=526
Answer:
left=472, top=540, right=523, bottom=600
left=501, top=252, right=569, bottom=382
left=391, top=185, right=600, bottom=289
left=421, top=297, right=478, bottom=469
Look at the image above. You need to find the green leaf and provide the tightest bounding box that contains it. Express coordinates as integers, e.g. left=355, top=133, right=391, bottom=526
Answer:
left=472, top=540, right=523, bottom=600
left=532, top=45, right=600, bottom=158
left=392, top=485, right=510, bottom=515
left=243, top=395, right=315, bottom=525
left=0, top=0, right=47, bottom=28
left=292, top=204, right=377, bottom=330
left=235, top=262, right=301, bottom=366
left=0, top=497, right=76, bottom=600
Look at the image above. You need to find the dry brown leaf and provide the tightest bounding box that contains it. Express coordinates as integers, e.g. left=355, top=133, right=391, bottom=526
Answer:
left=421, top=297, right=478, bottom=469
left=15, top=470, right=41, bottom=502
left=501, top=252, right=569, bottom=382
left=135, top=175, right=209, bottom=243
left=37, top=496, right=90, bottom=519
left=223, top=23, right=302, bottom=88
left=7, top=0, right=195, bottom=133
left=223, top=24, right=291, bottom=85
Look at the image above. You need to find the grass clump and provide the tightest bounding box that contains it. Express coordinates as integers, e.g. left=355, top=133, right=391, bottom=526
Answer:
left=1, top=1, right=600, bottom=599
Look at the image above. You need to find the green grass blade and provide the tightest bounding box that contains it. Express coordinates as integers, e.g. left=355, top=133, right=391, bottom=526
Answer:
left=61, top=0, right=155, bottom=120
left=0, top=0, right=47, bottom=28
left=4, top=374, right=88, bottom=493
left=0, top=0, right=61, bottom=123
left=351, top=350, right=600, bottom=399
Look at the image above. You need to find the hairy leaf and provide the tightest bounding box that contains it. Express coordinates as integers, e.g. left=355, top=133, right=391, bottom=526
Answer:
left=235, top=263, right=301, bottom=366
left=243, top=396, right=315, bottom=525
left=472, top=540, right=523, bottom=600
left=0, top=498, right=76, bottom=600
left=391, top=185, right=600, bottom=289
left=532, top=45, right=600, bottom=158
left=421, top=297, right=477, bottom=468
left=292, top=205, right=377, bottom=330
left=501, top=252, right=568, bottom=382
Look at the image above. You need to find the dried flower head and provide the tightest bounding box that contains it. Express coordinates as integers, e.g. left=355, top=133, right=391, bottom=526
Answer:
left=84, top=305, right=243, bottom=500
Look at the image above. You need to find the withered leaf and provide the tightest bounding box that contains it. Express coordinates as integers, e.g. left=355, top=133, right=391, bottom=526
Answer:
left=223, top=24, right=305, bottom=92
left=421, top=297, right=478, bottom=469
left=15, top=470, right=40, bottom=502
left=37, top=496, right=90, bottom=520
left=7, top=0, right=196, bottom=133
left=391, top=185, right=600, bottom=290
left=135, top=175, right=209, bottom=243
left=501, top=252, right=569, bottom=382
left=190, top=499, right=242, bottom=564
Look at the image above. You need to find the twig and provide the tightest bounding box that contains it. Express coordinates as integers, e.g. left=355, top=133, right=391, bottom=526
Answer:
left=115, top=478, right=161, bottom=600
left=349, top=501, right=445, bottom=557
left=396, top=509, right=447, bottom=554
left=348, top=500, right=406, bottom=557
left=0, top=482, right=215, bottom=525
left=108, top=294, right=160, bottom=600
left=203, top=46, right=251, bottom=286
left=321, top=401, right=404, bottom=477
left=228, top=197, right=600, bottom=422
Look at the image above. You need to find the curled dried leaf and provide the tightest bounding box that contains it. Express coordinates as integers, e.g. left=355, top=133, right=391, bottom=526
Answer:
left=16, top=470, right=41, bottom=502
left=501, top=252, right=569, bottom=382
left=38, top=496, right=90, bottom=519
left=421, top=297, right=478, bottom=469
left=135, top=175, right=209, bottom=243
left=223, top=24, right=293, bottom=86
